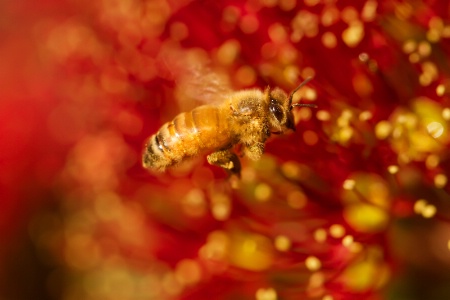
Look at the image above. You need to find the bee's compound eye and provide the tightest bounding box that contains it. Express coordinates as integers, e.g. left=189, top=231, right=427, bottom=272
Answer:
left=270, top=99, right=284, bottom=122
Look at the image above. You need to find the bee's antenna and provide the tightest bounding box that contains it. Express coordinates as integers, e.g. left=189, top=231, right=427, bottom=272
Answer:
left=290, top=103, right=318, bottom=110
left=288, top=77, right=316, bottom=110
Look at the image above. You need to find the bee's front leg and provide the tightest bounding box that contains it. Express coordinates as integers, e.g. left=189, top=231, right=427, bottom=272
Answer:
left=207, top=150, right=241, bottom=176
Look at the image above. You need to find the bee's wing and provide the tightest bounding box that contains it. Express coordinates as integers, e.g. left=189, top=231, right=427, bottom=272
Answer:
left=160, top=48, right=233, bottom=111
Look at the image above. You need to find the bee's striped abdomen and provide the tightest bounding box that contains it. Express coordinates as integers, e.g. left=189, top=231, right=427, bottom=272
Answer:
left=142, top=105, right=231, bottom=170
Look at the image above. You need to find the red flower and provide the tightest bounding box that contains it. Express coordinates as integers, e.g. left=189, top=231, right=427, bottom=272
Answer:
left=1, top=0, right=450, bottom=299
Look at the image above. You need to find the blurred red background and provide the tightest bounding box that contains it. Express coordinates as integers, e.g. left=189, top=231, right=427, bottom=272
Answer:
left=1, top=0, right=450, bottom=299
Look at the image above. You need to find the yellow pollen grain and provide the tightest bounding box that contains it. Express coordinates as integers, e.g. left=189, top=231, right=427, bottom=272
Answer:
left=283, top=65, right=300, bottom=84
left=301, top=67, right=316, bottom=79
left=309, top=272, right=325, bottom=289
left=387, top=165, right=399, bottom=174
left=235, top=65, right=256, bottom=86
left=222, top=6, right=240, bottom=24
left=274, top=235, right=291, bottom=252
left=304, top=88, right=317, bottom=101
left=305, top=0, right=320, bottom=6
left=329, top=224, right=345, bottom=238
left=436, top=84, right=446, bottom=96
left=429, top=16, right=444, bottom=31
left=423, top=61, right=438, bottom=75
left=426, top=154, right=440, bottom=169
left=256, top=287, right=277, bottom=300
left=321, top=6, right=340, bottom=26
left=305, top=256, right=322, bottom=271
left=314, top=228, right=327, bottom=243
left=403, top=39, right=417, bottom=54
left=261, top=0, right=277, bottom=8
left=287, top=190, right=307, bottom=209
left=349, top=241, right=363, bottom=253
left=419, top=73, right=432, bottom=86
left=322, top=31, right=337, bottom=48
left=361, top=0, right=377, bottom=22
left=268, top=23, right=287, bottom=43
left=217, top=39, right=241, bottom=65
left=418, top=41, right=432, bottom=57
left=175, top=259, right=202, bottom=286
left=261, top=42, right=277, bottom=59
left=427, top=121, right=444, bottom=138
left=254, top=183, right=272, bottom=201
left=240, top=14, right=259, bottom=34
left=414, top=199, right=427, bottom=214
left=409, top=53, right=420, bottom=63
left=443, top=26, right=450, bottom=38
left=211, top=200, right=231, bottom=221
left=342, top=22, right=364, bottom=48
left=375, top=120, right=392, bottom=139
left=323, top=295, right=334, bottom=300
left=303, top=130, right=319, bottom=146
left=316, top=110, right=330, bottom=121
left=279, top=0, right=296, bottom=11
left=422, top=204, right=437, bottom=218
left=359, top=111, right=373, bottom=121
left=342, top=235, right=354, bottom=247
left=447, top=240, right=450, bottom=251
left=442, top=108, right=450, bottom=120
left=341, top=6, right=359, bottom=24
left=343, top=179, right=356, bottom=190
left=427, top=29, right=441, bottom=43
left=434, top=174, right=447, bottom=188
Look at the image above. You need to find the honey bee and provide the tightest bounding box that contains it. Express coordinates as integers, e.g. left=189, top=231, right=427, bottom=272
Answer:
left=142, top=77, right=316, bottom=176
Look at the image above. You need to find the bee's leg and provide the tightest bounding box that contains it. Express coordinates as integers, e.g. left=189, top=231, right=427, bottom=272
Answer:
left=243, top=142, right=265, bottom=161
left=207, top=150, right=241, bottom=176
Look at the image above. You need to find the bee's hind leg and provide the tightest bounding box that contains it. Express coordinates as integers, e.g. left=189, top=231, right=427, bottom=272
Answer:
left=207, top=150, right=241, bottom=177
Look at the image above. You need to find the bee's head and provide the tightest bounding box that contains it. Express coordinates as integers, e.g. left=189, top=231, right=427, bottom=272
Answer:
left=266, top=77, right=316, bottom=134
